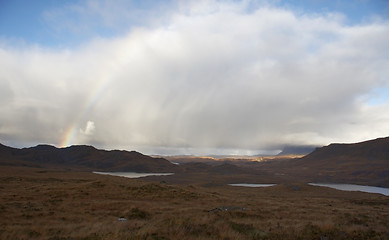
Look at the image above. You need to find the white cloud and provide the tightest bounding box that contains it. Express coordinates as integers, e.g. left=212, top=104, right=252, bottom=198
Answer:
left=0, top=1, right=389, bottom=153
left=80, top=121, right=95, bottom=136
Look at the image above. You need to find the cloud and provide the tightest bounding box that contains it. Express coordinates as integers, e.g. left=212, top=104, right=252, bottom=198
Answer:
left=0, top=1, right=388, bottom=154
left=80, top=121, right=95, bottom=136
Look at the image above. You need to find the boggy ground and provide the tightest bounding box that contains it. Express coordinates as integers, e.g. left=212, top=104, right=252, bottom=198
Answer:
left=1, top=166, right=388, bottom=240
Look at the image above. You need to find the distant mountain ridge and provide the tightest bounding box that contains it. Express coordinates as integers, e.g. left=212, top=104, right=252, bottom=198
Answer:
left=1, top=137, right=389, bottom=187
left=277, top=145, right=317, bottom=156
left=0, top=143, right=179, bottom=172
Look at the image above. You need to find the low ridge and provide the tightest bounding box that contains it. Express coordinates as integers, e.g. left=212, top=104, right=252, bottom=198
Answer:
left=0, top=143, right=179, bottom=172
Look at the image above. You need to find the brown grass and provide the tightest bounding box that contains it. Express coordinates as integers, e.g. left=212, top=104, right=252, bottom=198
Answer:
left=0, top=166, right=388, bottom=239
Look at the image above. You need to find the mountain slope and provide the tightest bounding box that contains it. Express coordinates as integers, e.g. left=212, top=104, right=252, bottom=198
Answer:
left=288, top=137, right=389, bottom=187
left=298, top=137, right=389, bottom=166
left=0, top=143, right=179, bottom=172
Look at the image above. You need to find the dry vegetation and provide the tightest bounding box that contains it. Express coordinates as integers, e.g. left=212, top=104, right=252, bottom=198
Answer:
left=1, top=166, right=389, bottom=240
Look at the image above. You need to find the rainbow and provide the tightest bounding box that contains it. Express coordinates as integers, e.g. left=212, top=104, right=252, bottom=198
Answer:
left=58, top=69, right=115, bottom=148
left=58, top=37, right=136, bottom=148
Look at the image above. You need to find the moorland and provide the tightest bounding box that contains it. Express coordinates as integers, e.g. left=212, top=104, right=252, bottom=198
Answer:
left=0, top=137, right=389, bottom=239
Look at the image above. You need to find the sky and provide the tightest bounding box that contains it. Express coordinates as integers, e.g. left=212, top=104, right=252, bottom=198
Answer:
left=0, top=0, right=389, bottom=155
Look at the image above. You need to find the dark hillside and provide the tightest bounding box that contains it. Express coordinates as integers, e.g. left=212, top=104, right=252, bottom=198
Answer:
left=287, top=137, right=389, bottom=187
left=302, top=137, right=389, bottom=162
left=0, top=143, right=179, bottom=172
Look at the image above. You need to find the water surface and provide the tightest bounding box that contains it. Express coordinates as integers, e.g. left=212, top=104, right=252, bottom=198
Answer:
left=93, top=172, right=174, bottom=178
left=309, top=183, right=389, bottom=196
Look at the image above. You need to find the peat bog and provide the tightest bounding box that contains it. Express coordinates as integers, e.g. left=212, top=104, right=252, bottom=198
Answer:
left=1, top=166, right=388, bottom=240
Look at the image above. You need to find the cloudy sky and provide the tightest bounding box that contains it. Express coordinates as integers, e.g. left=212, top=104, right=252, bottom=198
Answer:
left=1, top=0, right=389, bottom=155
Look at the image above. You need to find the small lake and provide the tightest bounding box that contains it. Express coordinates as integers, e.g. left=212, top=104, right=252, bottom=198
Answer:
left=93, top=172, right=174, bottom=178
left=309, top=183, right=389, bottom=196
left=228, top=183, right=277, bottom=187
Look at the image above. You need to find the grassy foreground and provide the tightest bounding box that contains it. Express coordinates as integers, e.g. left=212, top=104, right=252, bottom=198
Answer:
left=0, top=166, right=388, bottom=239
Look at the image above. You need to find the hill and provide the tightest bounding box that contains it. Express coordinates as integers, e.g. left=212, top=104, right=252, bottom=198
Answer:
left=0, top=143, right=179, bottom=172
left=286, top=137, right=389, bottom=187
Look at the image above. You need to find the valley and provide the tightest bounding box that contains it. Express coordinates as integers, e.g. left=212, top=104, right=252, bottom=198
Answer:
left=1, top=166, right=388, bottom=239
left=1, top=137, right=389, bottom=239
